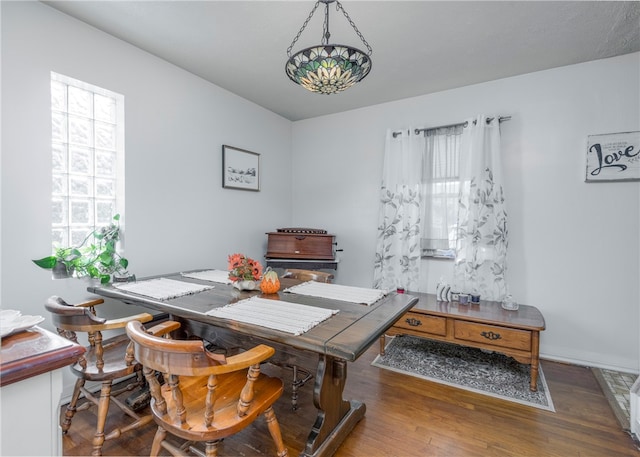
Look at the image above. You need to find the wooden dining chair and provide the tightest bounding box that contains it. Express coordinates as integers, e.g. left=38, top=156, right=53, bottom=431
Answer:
left=45, top=296, right=155, bottom=456
left=282, top=268, right=334, bottom=283
left=126, top=319, right=289, bottom=457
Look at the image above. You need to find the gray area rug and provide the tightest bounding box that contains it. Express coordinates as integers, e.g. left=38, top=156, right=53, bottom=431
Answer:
left=373, top=335, right=555, bottom=411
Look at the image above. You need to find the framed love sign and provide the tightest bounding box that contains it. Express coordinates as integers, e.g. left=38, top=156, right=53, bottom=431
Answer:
left=585, top=131, right=640, bottom=182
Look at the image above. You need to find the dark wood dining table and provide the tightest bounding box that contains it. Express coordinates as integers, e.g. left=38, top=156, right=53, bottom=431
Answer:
left=88, top=271, right=417, bottom=457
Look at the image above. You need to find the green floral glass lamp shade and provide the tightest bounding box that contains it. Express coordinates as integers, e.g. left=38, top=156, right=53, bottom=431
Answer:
left=285, top=45, right=371, bottom=94
left=286, top=0, right=372, bottom=94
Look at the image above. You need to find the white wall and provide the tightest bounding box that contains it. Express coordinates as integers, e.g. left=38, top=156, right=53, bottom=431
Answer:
left=2, top=1, right=638, bottom=376
left=291, top=53, right=640, bottom=372
left=1, top=3, right=292, bottom=338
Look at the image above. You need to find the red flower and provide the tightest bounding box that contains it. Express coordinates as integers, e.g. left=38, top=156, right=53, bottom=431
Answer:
left=228, top=253, right=263, bottom=281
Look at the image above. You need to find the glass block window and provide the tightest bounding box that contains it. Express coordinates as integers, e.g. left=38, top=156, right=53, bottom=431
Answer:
left=50, top=72, right=124, bottom=250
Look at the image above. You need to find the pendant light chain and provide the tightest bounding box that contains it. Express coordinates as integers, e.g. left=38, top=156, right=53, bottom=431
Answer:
left=287, top=0, right=321, bottom=57
left=323, top=1, right=331, bottom=45
left=335, top=2, right=372, bottom=56
left=286, top=0, right=372, bottom=57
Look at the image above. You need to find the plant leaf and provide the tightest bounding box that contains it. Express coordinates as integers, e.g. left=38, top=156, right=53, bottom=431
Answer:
left=67, top=249, right=82, bottom=260
left=32, top=256, right=57, bottom=269
left=86, top=265, right=99, bottom=278
left=99, top=252, right=114, bottom=265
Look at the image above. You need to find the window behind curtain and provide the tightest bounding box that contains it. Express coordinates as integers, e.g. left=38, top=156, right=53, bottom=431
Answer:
left=420, top=125, right=463, bottom=258
left=50, top=72, right=125, bottom=251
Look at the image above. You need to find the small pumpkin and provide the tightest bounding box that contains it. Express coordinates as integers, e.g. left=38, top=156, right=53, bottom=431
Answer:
left=260, top=268, right=280, bottom=294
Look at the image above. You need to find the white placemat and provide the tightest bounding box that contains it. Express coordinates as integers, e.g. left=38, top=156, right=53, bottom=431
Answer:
left=283, top=281, right=386, bottom=306
left=206, top=296, right=338, bottom=335
left=181, top=269, right=231, bottom=284
left=113, top=278, right=215, bottom=300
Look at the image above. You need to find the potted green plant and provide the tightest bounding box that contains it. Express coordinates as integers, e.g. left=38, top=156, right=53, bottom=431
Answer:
left=33, top=214, right=131, bottom=284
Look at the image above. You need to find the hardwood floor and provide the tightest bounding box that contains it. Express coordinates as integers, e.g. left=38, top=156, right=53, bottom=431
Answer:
left=62, top=344, right=640, bottom=456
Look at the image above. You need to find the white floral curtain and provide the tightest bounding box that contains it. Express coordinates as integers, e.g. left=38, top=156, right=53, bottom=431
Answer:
left=452, top=115, right=509, bottom=301
left=373, top=129, right=424, bottom=291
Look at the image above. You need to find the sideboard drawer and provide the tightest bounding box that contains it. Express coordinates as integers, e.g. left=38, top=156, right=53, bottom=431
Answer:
left=453, top=321, right=531, bottom=351
left=394, top=312, right=446, bottom=336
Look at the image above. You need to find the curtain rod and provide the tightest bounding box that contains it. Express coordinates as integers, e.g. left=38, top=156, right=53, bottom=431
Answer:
left=392, top=115, right=511, bottom=138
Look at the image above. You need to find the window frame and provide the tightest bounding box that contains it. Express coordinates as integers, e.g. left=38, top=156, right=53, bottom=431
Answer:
left=50, top=72, right=125, bottom=252
left=420, top=126, right=463, bottom=260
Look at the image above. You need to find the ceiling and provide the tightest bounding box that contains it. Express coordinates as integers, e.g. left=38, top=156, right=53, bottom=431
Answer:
left=42, top=1, right=640, bottom=121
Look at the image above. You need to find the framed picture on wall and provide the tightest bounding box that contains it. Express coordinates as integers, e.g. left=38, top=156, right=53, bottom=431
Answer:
left=585, top=131, right=640, bottom=182
left=222, top=145, right=260, bottom=191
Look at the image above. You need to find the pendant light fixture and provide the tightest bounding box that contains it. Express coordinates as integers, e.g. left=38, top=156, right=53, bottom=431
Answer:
left=285, top=0, right=372, bottom=94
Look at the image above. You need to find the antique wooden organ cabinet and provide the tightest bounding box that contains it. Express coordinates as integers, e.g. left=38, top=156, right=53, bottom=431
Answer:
left=265, top=228, right=338, bottom=270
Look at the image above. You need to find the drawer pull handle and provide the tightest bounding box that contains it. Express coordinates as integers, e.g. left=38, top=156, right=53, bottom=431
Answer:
left=481, top=331, right=502, bottom=341
left=405, top=317, right=422, bottom=327
left=295, top=235, right=306, bottom=240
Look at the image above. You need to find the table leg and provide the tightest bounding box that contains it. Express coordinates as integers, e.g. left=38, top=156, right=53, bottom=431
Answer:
left=175, top=318, right=367, bottom=456
left=302, top=355, right=366, bottom=457
left=530, top=331, right=540, bottom=392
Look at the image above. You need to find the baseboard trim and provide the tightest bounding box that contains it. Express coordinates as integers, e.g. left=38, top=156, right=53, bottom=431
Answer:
left=540, top=353, right=640, bottom=375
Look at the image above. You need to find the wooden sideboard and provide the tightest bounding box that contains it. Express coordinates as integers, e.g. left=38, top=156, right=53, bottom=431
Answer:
left=381, top=292, right=545, bottom=391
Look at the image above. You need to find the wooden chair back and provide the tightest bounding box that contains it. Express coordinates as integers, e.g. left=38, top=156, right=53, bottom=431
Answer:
left=282, top=268, right=334, bottom=283
left=44, top=295, right=155, bottom=455
left=126, top=320, right=288, bottom=456
left=45, top=295, right=153, bottom=376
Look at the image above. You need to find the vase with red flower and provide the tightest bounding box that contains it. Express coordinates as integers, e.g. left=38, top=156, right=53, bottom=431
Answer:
left=228, top=253, right=263, bottom=291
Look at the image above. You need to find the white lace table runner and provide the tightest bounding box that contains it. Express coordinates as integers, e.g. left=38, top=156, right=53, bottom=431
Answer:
left=283, top=281, right=386, bottom=306
left=181, top=269, right=231, bottom=284
left=113, top=278, right=214, bottom=300
left=206, top=296, right=338, bottom=335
